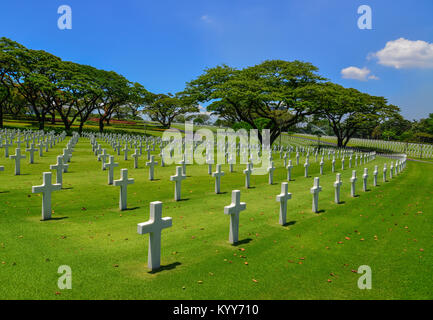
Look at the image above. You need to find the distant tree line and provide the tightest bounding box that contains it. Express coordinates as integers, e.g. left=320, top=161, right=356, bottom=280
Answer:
left=0, top=37, right=199, bottom=133
left=2, top=37, right=430, bottom=146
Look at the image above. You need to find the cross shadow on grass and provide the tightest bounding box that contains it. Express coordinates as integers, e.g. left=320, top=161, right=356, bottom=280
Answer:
left=283, top=221, right=296, bottom=227
left=125, top=207, right=140, bottom=211
left=148, top=262, right=181, bottom=274
left=316, top=209, right=326, bottom=214
left=0, top=191, right=10, bottom=194
left=62, top=187, right=73, bottom=190
left=177, top=198, right=190, bottom=202
left=233, top=238, right=253, bottom=246
left=42, top=217, right=68, bottom=221
left=217, top=191, right=228, bottom=195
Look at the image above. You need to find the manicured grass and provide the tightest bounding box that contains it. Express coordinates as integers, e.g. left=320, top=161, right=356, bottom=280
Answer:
left=0, top=137, right=432, bottom=299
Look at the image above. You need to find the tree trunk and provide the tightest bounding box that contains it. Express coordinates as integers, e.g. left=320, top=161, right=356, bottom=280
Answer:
left=39, top=115, right=45, bottom=130
left=99, top=117, right=104, bottom=132
left=78, top=120, right=84, bottom=134
left=51, top=111, right=56, bottom=124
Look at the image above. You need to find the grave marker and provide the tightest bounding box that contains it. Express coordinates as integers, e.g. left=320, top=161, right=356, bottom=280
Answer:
left=137, top=201, right=172, bottom=271
left=276, top=182, right=291, bottom=225
left=224, top=190, right=246, bottom=244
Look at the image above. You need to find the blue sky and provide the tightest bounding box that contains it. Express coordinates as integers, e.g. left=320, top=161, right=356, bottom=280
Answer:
left=1, top=0, right=433, bottom=120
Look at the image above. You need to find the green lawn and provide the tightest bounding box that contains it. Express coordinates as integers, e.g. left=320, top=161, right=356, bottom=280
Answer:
left=0, top=137, right=432, bottom=299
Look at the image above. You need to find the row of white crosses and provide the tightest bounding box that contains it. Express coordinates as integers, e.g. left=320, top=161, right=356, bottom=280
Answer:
left=31, top=134, right=78, bottom=220
left=32, top=134, right=78, bottom=220
left=1, top=129, right=67, bottom=175
left=293, top=133, right=433, bottom=160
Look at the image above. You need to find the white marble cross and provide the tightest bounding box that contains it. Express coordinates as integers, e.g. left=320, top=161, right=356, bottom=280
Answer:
left=334, top=173, right=342, bottom=204
left=206, top=156, right=213, bottom=175
left=362, top=168, right=368, bottom=192
left=390, top=162, right=394, bottom=179
left=373, top=165, right=378, bottom=187
left=32, top=172, right=62, bottom=220
left=113, top=169, right=135, bottom=210
left=146, top=145, right=151, bottom=161
left=212, top=164, right=225, bottom=194
left=159, top=151, right=165, bottom=167
left=224, top=190, right=246, bottom=244
left=2, top=140, right=12, bottom=158
left=383, top=164, right=387, bottom=182
left=123, top=144, right=129, bottom=160
left=179, top=157, right=186, bottom=175
left=50, top=155, right=68, bottom=185
left=132, top=149, right=140, bottom=169
left=350, top=170, right=357, bottom=197
left=146, top=155, right=158, bottom=180
left=320, top=158, right=324, bottom=175
left=310, top=177, right=322, bottom=213
left=26, top=143, right=38, bottom=164
left=228, top=155, right=234, bottom=173
left=304, top=159, right=310, bottom=178
left=137, top=201, right=172, bottom=271
left=98, top=149, right=109, bottom=170
left=10, top=147, right=26, bottom=175
left=170, top=166, right=186, bottom=201
left=286, top=160, right=293, bottom=181
left=243, top=162, right=253, bottom=188
left=37, top=142, right=44, bottom=157
left=104, top=155, right=119, bottom=185
left=267, top=161, right=275, bottom=185
left=276, top=182, right=291, bottom=225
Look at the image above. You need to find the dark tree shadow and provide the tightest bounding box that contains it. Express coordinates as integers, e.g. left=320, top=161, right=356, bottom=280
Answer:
left=233, top=238, right=253, bottom=246
left=149, top=262, right=181, bottom=274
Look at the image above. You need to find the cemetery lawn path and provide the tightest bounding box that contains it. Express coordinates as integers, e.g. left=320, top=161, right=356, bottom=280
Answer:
left=0, top=139, right=432, bottom=299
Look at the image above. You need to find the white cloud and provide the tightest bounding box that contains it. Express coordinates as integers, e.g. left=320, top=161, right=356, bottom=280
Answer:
left=371, top=38, right=433, bottom=69
left=341, top=66, right=378, bottom=81
left=200, top=15, right=212, bottom=23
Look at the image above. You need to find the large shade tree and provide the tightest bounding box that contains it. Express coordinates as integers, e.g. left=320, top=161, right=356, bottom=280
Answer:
left=184, top=60, right=326, bottom=145
left=309, top=82, right=399, bottom=147
left=144, top=92, right=199, bottom=128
